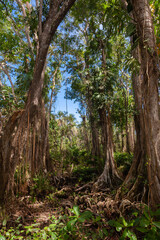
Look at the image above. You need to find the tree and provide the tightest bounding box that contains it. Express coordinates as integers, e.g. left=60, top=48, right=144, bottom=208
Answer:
left=67, top=0, right=127, bottom=187
left=118, top=0, right=160, bottom=208
left=131, top=0, right=160, bottom=208
left=0, top=0, right=76, bottom=205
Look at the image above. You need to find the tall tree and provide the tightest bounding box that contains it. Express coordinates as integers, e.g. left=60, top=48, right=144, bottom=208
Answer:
left=0, top=0, right=76, bottom=205
left=131, top=0, right=160, bottom=208
left=118, top=0, right=160, bottom=207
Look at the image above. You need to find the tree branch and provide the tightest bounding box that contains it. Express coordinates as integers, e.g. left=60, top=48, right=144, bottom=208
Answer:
left=38, top=0, right=43, bottom=41
left=0, top=62, right=17, bottom=103
left=16, top=0, right=34, bottom=56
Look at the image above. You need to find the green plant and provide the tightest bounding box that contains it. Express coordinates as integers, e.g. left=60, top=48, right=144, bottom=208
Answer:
left=0, top=217, right=24, bottom=240
left=114, top=152, right=133, bottom=176
left=0, top=206, right=94, bottom=240
left=108, top=207, right=160, bottom=240
left=72, top=166, right=98, bottom=182
left=114, top=152, right=133, bottom=167
left=30, top=173, right=54, bottom=199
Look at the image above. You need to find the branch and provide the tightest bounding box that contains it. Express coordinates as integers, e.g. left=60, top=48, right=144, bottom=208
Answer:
left=36, top=0, right=39, bottom=8
left=16, top=0, right=34, bottom=56
left=0, top=63, right=17, bottom=103
left=0, top=0, right=9, bottom=15
left=25, top=0, right=76, bottom=119
left=43, top=0, right=76, bottom=37
left=49, top=54, right=64, bottom=114
left=6, top=16, right=25, bottom=46
left=38, top=0, right=43, bottom=40
left=121, top=0, right=128, bottom=10
left=0, top=1, right=25, bottom=45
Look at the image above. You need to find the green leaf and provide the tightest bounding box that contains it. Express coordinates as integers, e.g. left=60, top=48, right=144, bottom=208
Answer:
left=120, top=229, right=137, bottom=240
left=2, top=219, right=7, bottom=226
left=153, top=209, right=160, bottom=216
left=102, top=228, right=108, bottom=236
left=132, top=212, right=138, bottom=217
left=108, top=220, right=123, bottom=228
left=116, top=226, right=122, bottom=232
left=67, top=218, right=77, bottom=231
left=139, top=217, right=150, bottom=228
left=121, top=217, right=128, bottom=227
left=49, top=224, right=56, bottom=229
left=153, top=221, right=160, bottom=229
left=127, top=230, right=137, bottom=240
left=126, top=23, right=136, bottom=37
left=120, top=228, right=128, bottom=239
left=72, top=206, right=80, bottom=217
left=143, top=210, right=150, bottom=220
left=50, top=232, right=57, bottom=239
left=63, top=233, right=70, bottom=240
left=136, top=227, right=148, bottom=233
left=78, top=211, right=93, bottom=222
left=0, top=236, right=6, bottom=240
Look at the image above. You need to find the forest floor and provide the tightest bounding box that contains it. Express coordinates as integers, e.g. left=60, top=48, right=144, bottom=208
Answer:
left=0, top=170, right=147, bottom=240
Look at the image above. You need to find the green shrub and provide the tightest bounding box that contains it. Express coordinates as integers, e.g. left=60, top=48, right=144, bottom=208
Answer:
left=114, top=152, right=133, bottom=176
left=108, top=207, right=160, bottom=240
left=30, top=173, right=55, bottom=199
left=0, top=206, right=103, bottom=240
left=72, top=166, right=98, bottom=182
left=1, top=205, right=159, bottom=240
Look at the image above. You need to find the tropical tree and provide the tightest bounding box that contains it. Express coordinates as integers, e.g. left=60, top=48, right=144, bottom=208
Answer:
left=118, top=0, right=160, bottom=208
left=0, top=0, right=76, bottom=205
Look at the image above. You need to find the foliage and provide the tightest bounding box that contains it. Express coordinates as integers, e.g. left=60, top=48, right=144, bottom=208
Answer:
left=30, top=173, right=55, bottom=199
left=114, top=152, right=133, bottom=167
left=0, top=85, right=16, bottom=114
left=0, top=206, right=102, bottom=240
left=114, top=152, right=133, bottom=176
left=72, top=166, right=98, bottom=183
left=1, top=206, right=160, bottom=240
left=108, top=207, right=160, bottom=240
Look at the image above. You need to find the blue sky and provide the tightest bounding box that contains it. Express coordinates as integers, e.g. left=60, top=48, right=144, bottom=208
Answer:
left=54, top=84, right=81, bottom=123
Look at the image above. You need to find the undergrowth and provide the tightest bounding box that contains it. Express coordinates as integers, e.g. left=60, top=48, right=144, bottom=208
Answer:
left=1, top=206, right=160, bottom=240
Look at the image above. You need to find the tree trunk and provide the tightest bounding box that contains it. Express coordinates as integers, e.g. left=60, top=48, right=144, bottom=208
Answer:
left=95, top=40, right=121, bottom=188
left=88, top=101, right=101, bottom=160
left=116, top=52, right=148, bottom=201
left=128, top=120, right=135, bottom=152
left=117, top=0, right=160, bottom=206
left=0, top=0, right=76, bottom=205
left=124, top=89, right=130, bottom=154
left=82, top=115, right=90, bottom=153
left=96, top=107, right=121, bottom=188
left=131, top=0, right=160, bottom=208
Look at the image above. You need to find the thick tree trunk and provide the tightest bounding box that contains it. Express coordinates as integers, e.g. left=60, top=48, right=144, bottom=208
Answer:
left=131, top=0, right=160, bottom=207
left=0, top=0, right=76, bottom=205
left=96, top=107, right=121, bottom=188
left=95, top=40, right=121, bottom=188
left=116, top=54, right=148, bottom=201
left=117, top=0, right=160, bottom=206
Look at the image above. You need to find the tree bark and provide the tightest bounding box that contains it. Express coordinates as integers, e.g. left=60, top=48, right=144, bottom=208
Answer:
left=85, top=92, right=101, bottom=160
left=117, top=0, right=160, bottom=207
left=96, top=107, right=121, bottom=188
left=131, top=0, right=160, bottom=208
left=116, top=47, right=148, bottom=201
left=95, top=40, right=121, bottom=188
